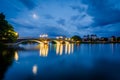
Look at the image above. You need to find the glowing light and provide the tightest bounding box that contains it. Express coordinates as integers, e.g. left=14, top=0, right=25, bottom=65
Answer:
left=60, top=44, right=63, bottom=55
left=44, top=40, right=48, bottom=44
left=56, top=42, right=60, bottom=54
left=60, top=36, right=63, bottom=39
left=68, top=43, right=71, bottom=54
left=65, top=42, right=74, bottom=54
left=32, top=65, right=38, bottom=75
left=39, top=34, right=48, bottom=38
left=65, top=43, right=68, bottom=54
left=56, top=42, right=63, bottom=55
left=68, top=38, right=71, bottom=40
left=65, top=38, right=68, bottom=40
left=15, top=32, right=18, bottom=36
left=56, top=37, right=59, bottom=39
left=32, top=13, right=38, bottom=19
left=14, top=51, right=18, bottom=61
left=71, top=43, right=74, bottom=53
left=39, top=43, right=49, bottom=57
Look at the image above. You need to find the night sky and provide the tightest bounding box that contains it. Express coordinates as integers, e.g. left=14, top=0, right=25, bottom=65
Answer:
left=0, top=0, right=120, bottom=37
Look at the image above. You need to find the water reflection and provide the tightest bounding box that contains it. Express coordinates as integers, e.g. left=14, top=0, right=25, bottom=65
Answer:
left=56, top=42, right=74, bottom=55
left=65, top=42, right=74, bottom=54
left=0, top=48, right=15, bottom=80
left=37, top=42, right=74, bottom=56
left=32, top=65, right=38, bottom=75
left=14, top=51, right=19, bottom=61
left=56, top=43, right=63, bottom=55
left=38, top=43, right=49, bottom=57
left=1, top=44, right=120, bottom=80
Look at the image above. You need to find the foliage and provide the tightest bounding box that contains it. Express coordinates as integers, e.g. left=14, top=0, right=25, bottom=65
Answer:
left=111, top=36, right=116, bottom=41
left=71, top=35, right=82, bottom=41
left=117, top=37, right=120, bottom=42
left=0, top=13, right=18, bottom=43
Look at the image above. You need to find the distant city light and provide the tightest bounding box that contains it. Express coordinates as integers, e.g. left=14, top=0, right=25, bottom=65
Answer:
left=56, top=37, right=59, bottom=39
left=59, top=36, right=63, bottom=39
left=39, top=34, right=48, bottom=38
left=68, top=38, right=71, bottom=40
left=65, top=38, right=68, bottom=40
left=56, top=36, right=64, bottom=39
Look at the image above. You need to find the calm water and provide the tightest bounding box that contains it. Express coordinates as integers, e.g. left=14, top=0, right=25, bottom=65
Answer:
left=0, top=43, right=120, bottom=80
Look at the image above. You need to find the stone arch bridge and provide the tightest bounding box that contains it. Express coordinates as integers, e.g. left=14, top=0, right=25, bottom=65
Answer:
left=6, top=37, right=74, bottom=46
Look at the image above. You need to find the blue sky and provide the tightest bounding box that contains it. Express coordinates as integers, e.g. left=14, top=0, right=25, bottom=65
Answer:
left=0, top=0, right=120, bottom=37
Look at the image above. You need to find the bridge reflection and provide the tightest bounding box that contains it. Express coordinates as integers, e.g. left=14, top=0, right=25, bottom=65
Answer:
left=38, top=43, right=49, bottom=57
left=56, top=43, right=74, bottom=55
left=13, top=42, right=74, bottom=58
left=37, top=42, right=74, bottom=57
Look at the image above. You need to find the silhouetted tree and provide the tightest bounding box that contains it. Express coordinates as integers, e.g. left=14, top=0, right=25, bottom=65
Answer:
left=117, top=37, right=120, bottom=42
left=0, top=13, right=18, bottom=43
left=100, top=37, right=108, bottom=42
left=71, top=35, right=82, bottom=42
left=111, top=36, right=116, bottom=42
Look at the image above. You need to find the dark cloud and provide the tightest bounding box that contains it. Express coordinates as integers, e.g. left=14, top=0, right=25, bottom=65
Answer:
left=0, top=0, right=21, bottom=18
left=91, top=22, right=120, bottom=37
left=70, top=15, right=86, bottom=21
left=56, top=19, right=66, bottom=26
left=70, top=5, right=86, bottom=13
left=18, top=0, right=36, bottom=10
left=81, top=0, right=120, bottom=26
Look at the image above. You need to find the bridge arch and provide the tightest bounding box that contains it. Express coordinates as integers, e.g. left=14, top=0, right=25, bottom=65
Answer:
left=51, top=40, right=63, bottom=44
left=15, top=40, right=43, bottom=45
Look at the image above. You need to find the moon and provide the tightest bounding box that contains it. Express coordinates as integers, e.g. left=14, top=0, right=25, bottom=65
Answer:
left=32, top=13, right=38, bottom=19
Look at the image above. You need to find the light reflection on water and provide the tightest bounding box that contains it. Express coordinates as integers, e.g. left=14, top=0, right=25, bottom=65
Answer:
left=32, top=65, right=38, bottom=75
left=1, top=43, right=120, bottom=80
left=14, top=51, right=19, bottom=61
left=56, top=43, right=74, bottom=55
left=39, top=43, right=49, bottom=57
left=18, top=42, right=74, bottom=57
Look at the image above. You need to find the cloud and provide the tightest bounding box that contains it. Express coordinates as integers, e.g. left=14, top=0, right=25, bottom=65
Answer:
left=16, top=25, right=68, bottom=37
left=70, top=4, right=88, bottom=13
left=56, top=19, right=66, bottom=26
left=43, top=14, right=54, bottom=19
left=70, top=13, right=93, bottom=29
left=70, top=15, right=80, bottom=21
left=81, top=0, right=120, bottom=26
left=18, top=0, right=36, bottom=10
left=10, top=18, right=34, bottom=27
left=1, top=0, right=120, bottom=37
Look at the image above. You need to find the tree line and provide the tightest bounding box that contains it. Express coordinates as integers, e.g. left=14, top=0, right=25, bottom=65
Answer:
left=0, top=13, right=18, bottom=44
left=71, top=35, right=120, bottom=43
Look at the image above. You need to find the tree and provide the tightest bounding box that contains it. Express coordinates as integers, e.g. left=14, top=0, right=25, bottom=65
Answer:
left=0, top=13, right=18, bottom=43
left=117, top=37, right=120, bottom=42
left=111, top=36, right=116, bottom=42
left=100, top=37, right=108, bottom=42
left=71, top=35, right=82, bottom=42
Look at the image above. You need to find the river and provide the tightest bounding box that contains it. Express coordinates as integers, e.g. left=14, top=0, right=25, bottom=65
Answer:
left=0, top=43, right=120, bottom=80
